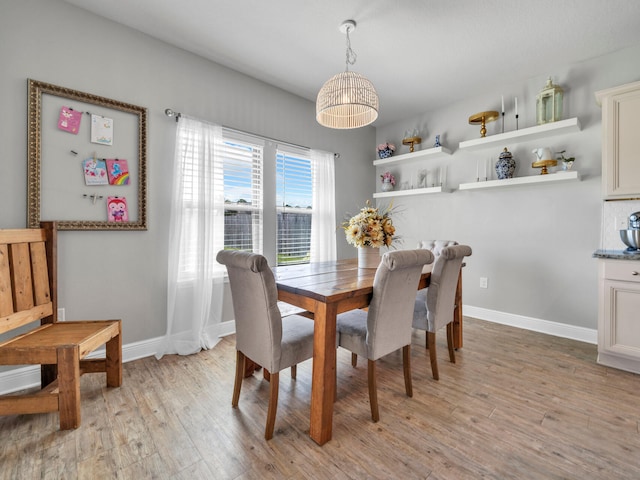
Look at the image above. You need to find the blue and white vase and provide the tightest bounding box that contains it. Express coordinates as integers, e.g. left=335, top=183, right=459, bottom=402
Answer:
left=378, top=148, right=393, bottom=159
left=495, top=147, right=516, bottom=179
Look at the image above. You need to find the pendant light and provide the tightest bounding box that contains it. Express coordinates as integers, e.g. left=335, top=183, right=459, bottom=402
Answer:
left=316, top=20, right=379, bottom=129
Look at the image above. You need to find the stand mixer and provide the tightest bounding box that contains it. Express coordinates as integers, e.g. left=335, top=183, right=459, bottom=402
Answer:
left=620, top=211, right=640, bottom=251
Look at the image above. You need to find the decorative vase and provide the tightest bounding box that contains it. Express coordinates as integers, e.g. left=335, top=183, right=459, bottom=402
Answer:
left=381, top=179, right=394, bottom=192
left=358, top=246, right=380, bottom=269
left=378, top=148, right=393, bottom=159
left=495, top=147, right=516, bottom=179
left=562, top=160, right=574, bottom=171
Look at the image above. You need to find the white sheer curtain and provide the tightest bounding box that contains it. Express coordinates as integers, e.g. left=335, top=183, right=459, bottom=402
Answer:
left=310, top=149, right=337, bottom=262
left=156, top=116, right=226, bottom=358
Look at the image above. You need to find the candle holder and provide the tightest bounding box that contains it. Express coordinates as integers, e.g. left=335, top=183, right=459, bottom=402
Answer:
left=516, top=114, right=519, bottom=130
left=469, top=110, right=499, bottom=138
left=501, top=111, right=505, bottom=133
left=532, top=159, right=557, bottom=175
left=402, top=136, right=422, bottom=153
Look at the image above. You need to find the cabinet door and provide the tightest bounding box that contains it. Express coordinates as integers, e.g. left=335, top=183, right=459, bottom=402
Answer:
left=600, top=83, right=640, bottom=198
left=601, top=279, right=640, bottom=358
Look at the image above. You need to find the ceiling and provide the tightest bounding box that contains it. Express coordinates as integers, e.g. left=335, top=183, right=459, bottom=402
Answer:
left=62, top=0, right=640, bottom=127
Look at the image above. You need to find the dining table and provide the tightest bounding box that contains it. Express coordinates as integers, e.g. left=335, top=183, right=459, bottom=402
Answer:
left=272, top=257, right=464, bottom=445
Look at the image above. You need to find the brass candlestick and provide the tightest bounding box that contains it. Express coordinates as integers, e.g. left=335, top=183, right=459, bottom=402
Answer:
left=402, top=136, right=422, bottom=153
left=469, top=110, right=499, bottom=138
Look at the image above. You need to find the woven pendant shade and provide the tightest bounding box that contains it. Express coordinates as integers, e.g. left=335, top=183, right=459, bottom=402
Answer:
left=316, top=71, right=379, bottom=129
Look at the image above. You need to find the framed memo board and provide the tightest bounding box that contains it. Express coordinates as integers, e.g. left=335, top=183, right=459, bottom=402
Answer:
left=27, top=79, right=147, bottom=230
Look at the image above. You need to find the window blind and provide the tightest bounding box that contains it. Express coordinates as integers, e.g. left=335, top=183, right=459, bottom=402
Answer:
left=222, top=134, right=263, bottom=253
left=276, top=148, right=312, bottom=265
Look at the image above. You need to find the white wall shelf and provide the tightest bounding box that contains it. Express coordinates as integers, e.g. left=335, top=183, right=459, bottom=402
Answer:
left=458, top=117, right=581, bottom=151
left=458, top=170, right=579, bottom=190
left=373, top=185, right=451, bottom=199
left=373, top=146, right=452, bottom=166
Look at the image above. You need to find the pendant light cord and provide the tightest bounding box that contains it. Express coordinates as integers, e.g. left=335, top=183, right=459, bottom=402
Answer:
left=345, top=26, right=357, bottom=71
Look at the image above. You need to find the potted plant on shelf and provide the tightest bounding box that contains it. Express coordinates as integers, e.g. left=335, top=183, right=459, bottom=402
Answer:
left=377, top=142, right=396, bottom=159
left=380, top=171, right=396, bottom=192
left=556, top=150, right=575, bottom=170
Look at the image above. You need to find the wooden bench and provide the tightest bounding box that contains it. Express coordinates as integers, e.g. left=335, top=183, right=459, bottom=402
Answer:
left=0, top=222, right=122, bottom=429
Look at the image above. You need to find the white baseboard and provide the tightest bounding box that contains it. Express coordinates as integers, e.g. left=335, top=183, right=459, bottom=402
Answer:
left=463, top=305, right=597, bottom=344
left=1, top=313, right=596, bottom=395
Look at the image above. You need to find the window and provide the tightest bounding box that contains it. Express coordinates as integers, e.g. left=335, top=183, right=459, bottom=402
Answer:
left=220, top=132, right=314, bottom=266
left=221, top=136, right=263, bottom=253
left=276, top=148, right=313, bottom=265
left=173, top=120, right=332, bottom=280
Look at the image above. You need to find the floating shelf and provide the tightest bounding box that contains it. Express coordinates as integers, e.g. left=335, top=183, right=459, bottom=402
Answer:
left=373, top=146, right=452, bottom=166
left=458, top=117, right=581, bottom=151
left=373, top=185, right=451, bottom=199
left=458, top=170, right=580, bottom=190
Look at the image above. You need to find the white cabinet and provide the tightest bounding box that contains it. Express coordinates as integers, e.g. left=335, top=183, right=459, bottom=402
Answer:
left=597, top=258, right=640, bottom=374
left=595, top=81, right=640, bottom=199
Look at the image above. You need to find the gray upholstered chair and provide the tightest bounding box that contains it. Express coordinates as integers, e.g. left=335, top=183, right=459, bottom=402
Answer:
left=216, top=250, right=315, bottom=440
left=337, top=249, right=434, bottom=422
left=417, top=239, right=458, bottom=256
left=413, top=245, right=472, bottom=380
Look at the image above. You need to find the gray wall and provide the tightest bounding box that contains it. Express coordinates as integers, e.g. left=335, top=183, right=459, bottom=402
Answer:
left=0, top=0, right=374, bottom=346
left=375, top=44, right=640, bottom=330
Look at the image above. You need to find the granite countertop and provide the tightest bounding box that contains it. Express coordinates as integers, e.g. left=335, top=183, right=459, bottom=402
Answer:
left=593, top=249, right=640, bottom=260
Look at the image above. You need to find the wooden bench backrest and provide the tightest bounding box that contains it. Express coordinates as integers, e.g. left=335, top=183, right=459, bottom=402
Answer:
left=0, top=222, right=57, bottom=335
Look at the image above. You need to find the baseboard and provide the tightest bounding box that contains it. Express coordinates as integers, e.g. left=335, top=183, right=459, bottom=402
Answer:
left=463, top=305, right=597, bottom=344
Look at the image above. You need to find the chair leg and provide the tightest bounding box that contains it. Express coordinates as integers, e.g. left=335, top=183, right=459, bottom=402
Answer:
left=351, top=353, right=357, bottom=367
left=367, top=359, right=379, bottom=422
left=446, top=323, right=456, bottom=364
left=291, top=364, right=297, bottom=380
left=232, top=350, right=245, bottom=407
left=425, top=331, right=429, bottom=349
left=265, top=372, right=279, bottom=440
left=57, top=346, right=81, bottom=430
left=402, top=345, right=413, bottom=398
left=427, top=332, right=439, bottom=380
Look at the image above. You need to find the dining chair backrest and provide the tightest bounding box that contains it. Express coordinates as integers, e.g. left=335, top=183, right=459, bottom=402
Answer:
left=426, top=245, right=472, bottom=332
left=366, top=249, right=434, bottom=359
left=216, top=250, right=282, bottom=372
left=417, top=239, right=459, bottom=257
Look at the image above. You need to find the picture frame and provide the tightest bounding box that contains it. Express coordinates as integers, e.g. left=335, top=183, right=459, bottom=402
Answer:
left=27, top=79, right=148, bottom=230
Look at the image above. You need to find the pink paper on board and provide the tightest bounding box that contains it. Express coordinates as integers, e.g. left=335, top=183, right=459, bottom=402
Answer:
left=58, top=106, right=83, bottom=134
left=107, top=196, right=129, bottom=222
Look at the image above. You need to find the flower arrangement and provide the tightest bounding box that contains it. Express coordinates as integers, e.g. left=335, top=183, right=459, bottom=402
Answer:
left=380, top=171, right=396, bottom=186
left=343, top=200, right=397, bottom=248
left=377, top=142, right=396, bottom=154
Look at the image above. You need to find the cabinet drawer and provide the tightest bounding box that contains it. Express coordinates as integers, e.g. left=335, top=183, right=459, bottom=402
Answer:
left=603, top=260, right=640, bottom=282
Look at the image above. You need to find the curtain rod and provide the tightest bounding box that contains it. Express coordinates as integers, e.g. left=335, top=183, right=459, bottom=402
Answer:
left=164, top=108, right=340, bottom=159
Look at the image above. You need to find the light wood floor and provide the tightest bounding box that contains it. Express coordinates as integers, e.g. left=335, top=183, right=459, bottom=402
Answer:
left=1, top=317, right=639, bottom=479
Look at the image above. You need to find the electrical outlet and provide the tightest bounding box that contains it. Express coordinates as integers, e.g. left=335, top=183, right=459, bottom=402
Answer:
left=479, top=277, right=488, bottom=289
left=615, top=216, right=628, bottom=230
left=57, top=307, right=65, bottom=321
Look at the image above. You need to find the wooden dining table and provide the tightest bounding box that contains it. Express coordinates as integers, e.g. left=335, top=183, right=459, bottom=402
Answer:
left=273, top=258, right=464, bottom=445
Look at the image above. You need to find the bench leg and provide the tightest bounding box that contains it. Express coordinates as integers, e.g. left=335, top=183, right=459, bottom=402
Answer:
left=57, top=346, right=81, bottom=430
left=106, top=328, right=122, bottom=388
